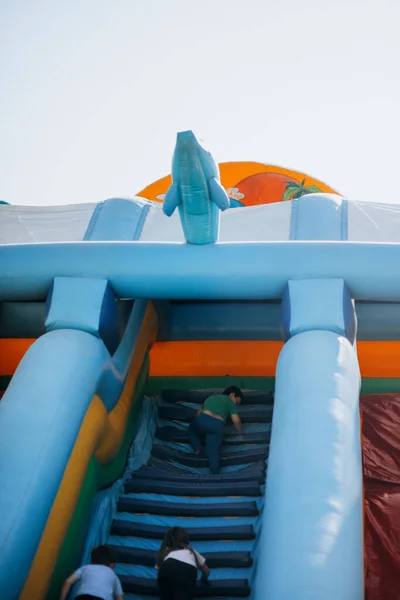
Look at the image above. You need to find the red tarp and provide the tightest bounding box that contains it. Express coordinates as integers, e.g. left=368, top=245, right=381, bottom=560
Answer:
left=361, top=394, right=400, bottom=599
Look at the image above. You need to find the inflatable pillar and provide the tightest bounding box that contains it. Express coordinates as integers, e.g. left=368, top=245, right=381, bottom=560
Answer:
left=0, top=278, right=140, bottom=597
left=0, top=333, right=108, bottom=599
left=254, top=279, right=364, bottom=600
left=46, top=277, right=121, bottom=354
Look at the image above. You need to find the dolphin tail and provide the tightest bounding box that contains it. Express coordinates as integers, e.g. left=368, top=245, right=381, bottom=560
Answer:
left=208, top=177, right=230, bottom=211
left=162, top=181, right=181, bottom=217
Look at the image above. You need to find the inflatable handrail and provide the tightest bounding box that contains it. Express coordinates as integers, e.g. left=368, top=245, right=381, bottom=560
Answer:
left=2, top=240, right=400, bottom=300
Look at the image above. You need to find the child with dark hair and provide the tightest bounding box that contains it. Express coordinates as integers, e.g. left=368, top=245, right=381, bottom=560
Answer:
left=188, top=386, right=243, bottom=473
left=60, top=545, right=123, bottom=600
left=156, top=527, right=210, bottom=600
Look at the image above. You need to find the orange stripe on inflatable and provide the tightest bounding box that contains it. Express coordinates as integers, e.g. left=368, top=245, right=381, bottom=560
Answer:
left=4, top=339, right=400, bottom=380
left=0, top=339, right=35, bottom=376
left=357, top=341, right=400, bottom=378
left=150, top=340, right=400, bottom=378
left=149, top=341, right=284, bottom=377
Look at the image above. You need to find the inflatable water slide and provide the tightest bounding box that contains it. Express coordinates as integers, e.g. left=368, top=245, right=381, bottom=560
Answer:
left=1, top=130, right=400, bottom=600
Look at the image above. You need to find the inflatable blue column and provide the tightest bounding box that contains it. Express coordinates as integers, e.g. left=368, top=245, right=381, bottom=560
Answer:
left=254, top=279, right=364, bottom=600
left=0, top=277, right=121, bottom=597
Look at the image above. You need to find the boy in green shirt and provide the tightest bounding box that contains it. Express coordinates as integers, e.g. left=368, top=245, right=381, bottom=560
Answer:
left=188, top=386, right=243, bottom=474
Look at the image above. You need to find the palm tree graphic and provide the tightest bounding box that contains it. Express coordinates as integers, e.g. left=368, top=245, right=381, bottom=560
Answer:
left=282, top=179, right=321, bottom=201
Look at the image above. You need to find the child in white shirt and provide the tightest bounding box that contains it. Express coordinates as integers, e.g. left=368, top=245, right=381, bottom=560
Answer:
left=156, top=527, right=210, bottom=600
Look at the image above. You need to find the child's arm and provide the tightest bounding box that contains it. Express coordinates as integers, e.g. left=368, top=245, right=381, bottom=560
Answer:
left=114, top=574, right=124, bottom=599
left=60, top=573, right=79, bottom=600
left=200, top=563, right=210, bottom=582
left=231, top=414, right=242, bottom=434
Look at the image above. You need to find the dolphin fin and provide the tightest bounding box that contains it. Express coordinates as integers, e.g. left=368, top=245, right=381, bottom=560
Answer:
left=208, top=177, right=230, bottom=211
left=162, top=181, right=181, bottom=217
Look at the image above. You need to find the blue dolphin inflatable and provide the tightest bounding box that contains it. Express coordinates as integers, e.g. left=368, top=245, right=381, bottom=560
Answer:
left=162, top=130, right=230, bottom=244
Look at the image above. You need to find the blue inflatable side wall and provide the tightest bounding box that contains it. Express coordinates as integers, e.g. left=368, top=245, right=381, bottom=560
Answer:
left=254, top=278, right=363, bottom=600
left=0, top=330, right=108, bottom=597
left=0, top=296, right=154, bottom=598
left=256, top=331, right=363, bottom=599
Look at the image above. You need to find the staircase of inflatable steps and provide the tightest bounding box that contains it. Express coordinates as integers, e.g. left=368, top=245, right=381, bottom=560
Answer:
left=108, top=389, right=274, bottom=599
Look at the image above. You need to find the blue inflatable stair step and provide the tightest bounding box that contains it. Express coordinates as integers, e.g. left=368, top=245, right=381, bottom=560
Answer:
left=111, top=521, right=256, bottom=541
left=124, top=478, right=262, bottom=497
left=162, top=389, right=274, bottom=406
left=156, top=427, right=271, bottom=445
left=130, top=465, right=266, bottom=484
left=120, top=576, right=251, bottom=597
left=111, top=546, right=253, bottom=568
left=158, top=405, right=271, bottom=423
left=118, top=498, right=259, bottom=517
left=152, top=444, right=268, bottom=467
left=106, top=389, right=271, bottom=600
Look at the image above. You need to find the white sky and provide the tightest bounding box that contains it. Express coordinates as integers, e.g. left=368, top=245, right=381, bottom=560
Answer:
left=1, top=0, right=399, bottom=206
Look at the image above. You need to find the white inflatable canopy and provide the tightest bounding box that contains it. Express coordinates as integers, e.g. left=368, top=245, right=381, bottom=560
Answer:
left=2, top=197, right=400, bottom=244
